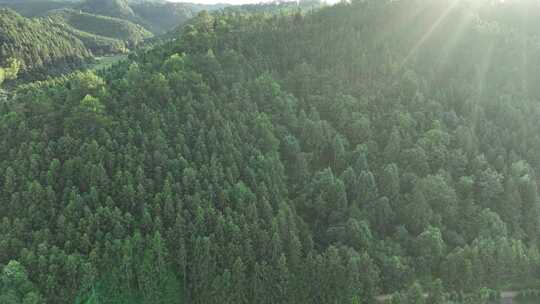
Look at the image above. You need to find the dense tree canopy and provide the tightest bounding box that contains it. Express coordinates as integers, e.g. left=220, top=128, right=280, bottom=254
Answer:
left=0, top=9, right=92, bottom=78
left=2, top=0, right=540, bottom=303
left=47, top=9, right=152, bottom=47
left=0, top=57, right=20, bottom=86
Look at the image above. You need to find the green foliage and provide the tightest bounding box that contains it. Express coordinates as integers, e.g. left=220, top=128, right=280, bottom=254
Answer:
left=47, top=9, right=152, bottom=47
left=0, top=0, right=215, bottom=43
left=3, top=58, right=20, bottom=80
left=76, top=0, right=134, bottom=20
left=0, top=0, right=73, bottom=17
left=426, top=279, right=446, bottom=304
left=0, top=9, right=91, bottom=78
left=130, top=1, right=197, bottom=35
left=0, top=58, right=20, bottom=86
left=56, top=22, right=128, bottom=56
left=0, top=261, right=43, bottom=304
left=3, top=1, right=540, bottom=304
left=223, top=0, right=324, bottom=14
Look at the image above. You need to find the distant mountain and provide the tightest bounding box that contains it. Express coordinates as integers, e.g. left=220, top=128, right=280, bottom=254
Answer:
left=47, top=8, right=152, bottom=46
left=49, top=17, right=128, bottom=55
left=76, top=0, right=225, bottom=34
left=0, top=0, right=74, bottom=16
left=75, top=0, right=135, bottom=19
left=129, top=1, right=196, bottom=34
left=182, top=2, right=229, bottom=11
left=223, top=0, right=323, bottom=13
left=0, top=0, right=228, bottom=36
left=0, top=8, right=92, bottom=77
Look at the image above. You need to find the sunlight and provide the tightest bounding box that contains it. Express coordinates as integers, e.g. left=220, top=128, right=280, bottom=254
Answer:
left=374, top=3, right=427, bottom=48
left=475, top=41, right=494, bottom=95
left=400, top=0, right=461, bottom=68
left=432, top=0, right=486, bottom=77
left=5, top=0, right=540, bottom=302
left=431, top=11, right=474, bottom=76
left=518, top=2, right=530, bottom=94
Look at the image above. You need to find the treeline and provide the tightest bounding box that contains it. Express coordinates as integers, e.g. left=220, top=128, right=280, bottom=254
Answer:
left=3, top=0, right=540, bottom=303
left=223, top=0, right=324, bottom=14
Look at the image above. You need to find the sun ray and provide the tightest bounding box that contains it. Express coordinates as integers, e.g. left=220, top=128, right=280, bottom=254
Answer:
left=372, top=1, right=427, bottom=49
left=431, top=4, right=477, bottom=79
left=475, top=40, right=494, bottom=96
left=399, top=0, right=461, bottom=69
left=519, top=1, right=529, bottom=94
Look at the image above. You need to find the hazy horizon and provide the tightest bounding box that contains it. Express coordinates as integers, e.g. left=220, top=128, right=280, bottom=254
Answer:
left=167, top=0, right=339, bottom=5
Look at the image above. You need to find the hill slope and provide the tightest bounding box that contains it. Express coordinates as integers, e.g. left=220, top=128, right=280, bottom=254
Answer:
left=4, top=1, right=540, bottom=304
left=0, top=0, right=226, bottom=36
left=47, top=9, right=152, bottom=47
left=0, top=0, right=74, bottom=17
left=129, top=1, right=196, bottom=34
left=76, top=0, right=220, bottom=34
left=0, top=8, right=91, bottom=77
left=223, top=0, right=323, bottom=13
left=51, top=20, right=128, bottom=55
left=76, top=0, right=135, bottom=19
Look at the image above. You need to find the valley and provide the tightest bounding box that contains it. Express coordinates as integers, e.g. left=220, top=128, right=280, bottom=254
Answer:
left=0, top=0, right=225, bottom=82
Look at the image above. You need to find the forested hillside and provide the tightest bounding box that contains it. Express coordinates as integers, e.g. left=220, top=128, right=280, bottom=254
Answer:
left=0, top=8, right=92, bottom=78
left=4, top=0, right=540, bottom=304
left=129, top=1, right=197, bottom=34
left=76, top=0, right=135, bottom=19
left=75, top=0, right=223, bottom=34
left=0, top=0, right=225, bottom=80
left=0, top=0, right=74, bottom=17
left=223, top=0, right=323, bottom=14
left=47, top=9, right=152, bottom=47
left=0, top=0, right=223, bottom=37
left=52, top=21, right=128, bottom=56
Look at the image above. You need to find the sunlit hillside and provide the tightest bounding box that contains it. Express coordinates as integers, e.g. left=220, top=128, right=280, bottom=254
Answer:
left=2, top=1, right=540, bottom=304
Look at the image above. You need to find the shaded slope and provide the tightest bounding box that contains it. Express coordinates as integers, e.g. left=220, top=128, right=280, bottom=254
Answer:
left=130, top=1, right=196, bottom=34
left=0, top=8, right=91, bottom=77
left=50, top=20, right=128, bottom=55
left=47, top=8, right=152, bottom=47
left=76, top=0, right=135, bottom=19
left=0, top=0, right=74, bottom=17
left=0, top=0, right=226, bottom=36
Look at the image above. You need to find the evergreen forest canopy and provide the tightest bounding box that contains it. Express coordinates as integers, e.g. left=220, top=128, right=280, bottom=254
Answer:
left=5, top=0, right=540, bottom=303
left=46, top=9, right=152, bottom=48
left=0, top=8, right=92, bottom=78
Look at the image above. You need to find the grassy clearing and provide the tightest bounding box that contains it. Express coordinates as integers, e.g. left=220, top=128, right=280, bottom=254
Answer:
left=91, top=54, right=127, bottom=71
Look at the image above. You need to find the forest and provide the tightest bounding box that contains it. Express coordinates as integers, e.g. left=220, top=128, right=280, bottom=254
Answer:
left=2, top=0, right=540, bottom=303
left=47, top=9, right=152, bottom=48
left=0, top=8, right=92, bottom=78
